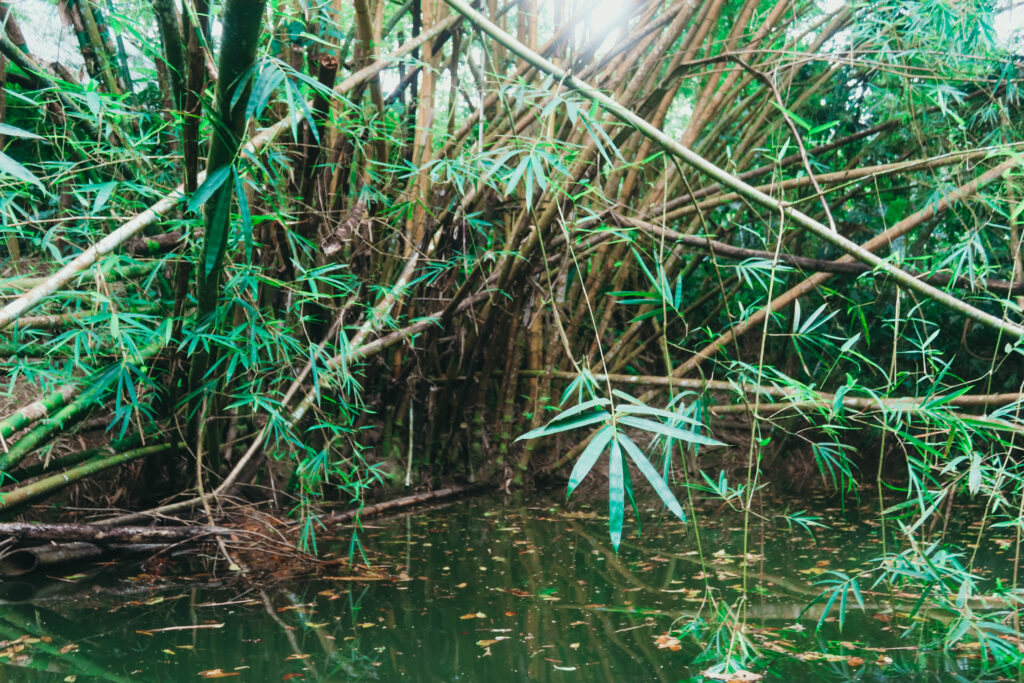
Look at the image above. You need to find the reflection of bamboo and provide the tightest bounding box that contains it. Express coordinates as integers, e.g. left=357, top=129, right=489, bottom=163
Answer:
left=260, top=590, right=321, bottom=680
left=511, top=507, right=668, bottom=682
left=563, top=520, right=664, bottom=593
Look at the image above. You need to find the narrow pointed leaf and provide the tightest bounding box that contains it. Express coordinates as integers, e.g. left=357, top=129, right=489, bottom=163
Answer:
left=608, top=439, right=624, bottom=551
left=568, top=425, right=614, bottom=497
left=0, top=151, right=45, bottom=191
left=617, top=416, right=725, bottom=446
left=617, top=433, right=685, bottom=521
left=188, top=165, right=232, bottom=213
left=516, top=410, right=610, bottom=441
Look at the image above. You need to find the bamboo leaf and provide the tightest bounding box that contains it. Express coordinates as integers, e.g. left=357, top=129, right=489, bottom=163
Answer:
left=0, top=123, right=44, bottom=139
left=516, top=410, right=610, bottom=441
left=615, top=403, right=705, bottom=427
left=968, top=452, right=982, bottom=495
left=233, top=169, right=253, bottom=262
left=0, top=151, right=45, bottom=192
left=188, top=165, right=232, bottom=213
left=568, top=425, right=614, bottom=497
left=617, top=433, right=685, bottom=521
left=608, top=438, right=624, bottom=551
left=617, top=416, right=725, bottom=447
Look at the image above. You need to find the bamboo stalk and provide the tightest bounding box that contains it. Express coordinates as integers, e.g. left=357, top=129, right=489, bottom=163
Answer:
left=0, top=17, right=462, bottom=332
left=0, top=442, right=181, bottom=512
left=443, top=0, right=1024, bottom=340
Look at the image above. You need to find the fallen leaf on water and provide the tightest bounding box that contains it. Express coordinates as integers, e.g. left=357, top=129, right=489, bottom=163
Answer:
left=655, top=634, right=682, bottom=651
left=198, top=670, right=240, bottom=678
left=702, top=669, right=762, bottom=682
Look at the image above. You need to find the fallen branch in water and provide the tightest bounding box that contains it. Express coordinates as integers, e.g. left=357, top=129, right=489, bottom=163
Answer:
left=0, top=522, right=232, bottom=544
left=313, top=483, right=492, bottom=526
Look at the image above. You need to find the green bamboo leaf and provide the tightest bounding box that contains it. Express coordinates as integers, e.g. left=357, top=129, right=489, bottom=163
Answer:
left=233, top=169, right=253, bottom=262
left=549, top=397, right=611, bottom=421
left=816, top=585, right=840, bottom=632
left=0, top=151, right=45, bottom=192
left=203, top=181, right=235, bottom=277
left=0, top=123, right=44, bottom=139
left=771, top=101, right=811, bottom=130
left=515, top=398, right=611, bottom=441
left=968, top=452, right=982, bottom=495
left=608, top=438, right=624, bottom=551
left=517, top=411, right=610, bottom=440
left=615, top=403, right=706, bottom=427
left=188, top=165, right=232, bottom=213
left=838, top=583, right=848, bottom=631
left=617, top=416, right=725, bottom=447
left=617, top=433, right=685, bottom=521
left=568, top=425, right=614, bottom=497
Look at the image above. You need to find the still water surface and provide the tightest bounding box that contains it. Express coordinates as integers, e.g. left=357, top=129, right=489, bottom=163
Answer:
left=0, top=494, right=1017, bottom=681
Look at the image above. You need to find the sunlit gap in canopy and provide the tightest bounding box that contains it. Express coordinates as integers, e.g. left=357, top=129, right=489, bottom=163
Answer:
left=537, top=0, right=634, bottom=61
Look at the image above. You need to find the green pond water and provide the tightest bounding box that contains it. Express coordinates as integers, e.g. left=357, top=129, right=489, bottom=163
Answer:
left=0, top=493, right=1019, bottom=681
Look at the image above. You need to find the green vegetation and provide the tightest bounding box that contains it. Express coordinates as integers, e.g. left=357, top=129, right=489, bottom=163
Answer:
left=1, top=0, right=1023, bottom=677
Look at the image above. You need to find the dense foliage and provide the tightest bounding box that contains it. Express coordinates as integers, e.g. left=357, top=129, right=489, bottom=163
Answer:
left=1, top=0, right=1023, bottom=674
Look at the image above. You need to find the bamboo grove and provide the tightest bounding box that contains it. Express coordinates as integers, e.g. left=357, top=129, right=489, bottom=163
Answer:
left=1, top=0, right=1024, bottom=580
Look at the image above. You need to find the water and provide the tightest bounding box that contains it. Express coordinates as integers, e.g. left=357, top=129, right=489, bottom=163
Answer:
left=0, top=494, right=1018, bottom=681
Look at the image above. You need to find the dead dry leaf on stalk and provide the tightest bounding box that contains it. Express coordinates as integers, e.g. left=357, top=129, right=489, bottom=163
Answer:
left=701, top=669, right=762, bottom=682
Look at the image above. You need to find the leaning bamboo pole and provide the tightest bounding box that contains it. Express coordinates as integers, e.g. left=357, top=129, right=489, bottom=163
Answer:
left=442, top=0, right=1024, bottom=341
left=0, top=442, right=182, bottom=512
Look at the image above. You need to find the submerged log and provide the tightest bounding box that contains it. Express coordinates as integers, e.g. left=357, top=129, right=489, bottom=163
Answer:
left=0, top=522, right=232, bottom=544
left=0, top=541, right=169, bottom=577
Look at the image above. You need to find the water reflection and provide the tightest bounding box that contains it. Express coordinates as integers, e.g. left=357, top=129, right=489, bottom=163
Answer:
left=0, top=494, right=1017, bottom=681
